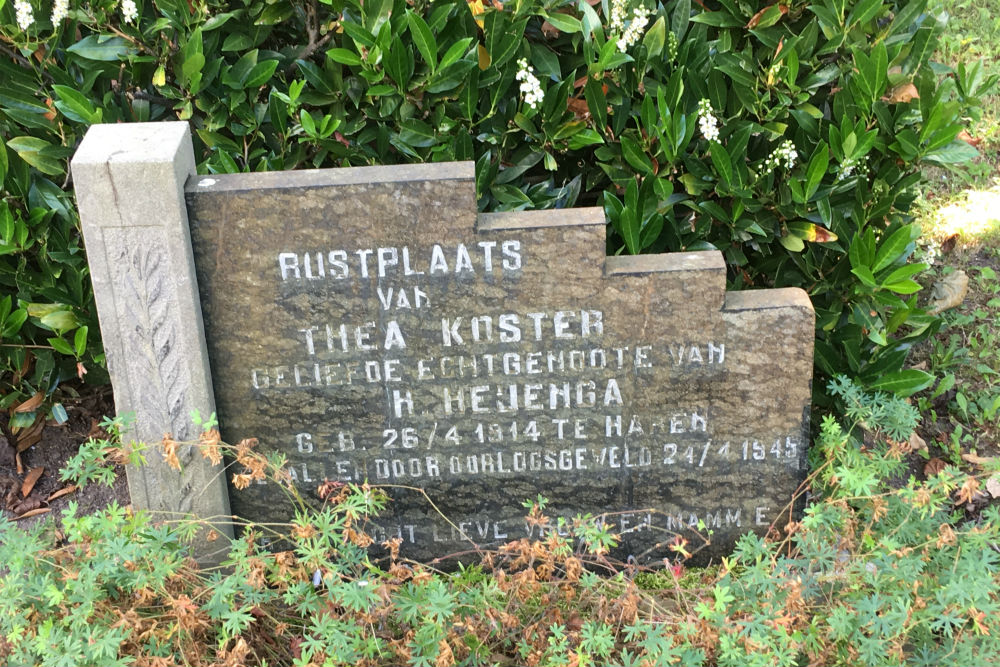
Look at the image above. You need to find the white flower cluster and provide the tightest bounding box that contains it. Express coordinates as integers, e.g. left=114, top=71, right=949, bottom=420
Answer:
left=616, top=6, right=651, bottom=52
left=918, top=241, right=939, bottom=266
left=761, top=139, right=798, bottom=174
left=837, top=155, right=866, bottom=181
left=121, top=0, right=138, bottom=23
left=697, top=98, right=719, bottom=142
left=51, top=0, right=68, bottom=24
left=515, top=58, right=543, bottom=110
left=14, top=0, right=34, bottom=30
left=609, top=0, right=628, bottom=31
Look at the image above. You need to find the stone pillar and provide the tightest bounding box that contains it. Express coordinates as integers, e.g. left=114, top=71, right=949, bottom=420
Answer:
left=71, top=122, right=233, bottom=557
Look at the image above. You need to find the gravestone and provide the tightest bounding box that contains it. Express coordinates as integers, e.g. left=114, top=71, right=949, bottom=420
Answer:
left=73, top=122, right=813, bottom=564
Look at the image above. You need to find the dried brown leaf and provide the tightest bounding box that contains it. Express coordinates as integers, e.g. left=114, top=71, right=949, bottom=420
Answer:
left=986, top=475, right=1000, bottom=499
left=13, top=507, right=51, bottom=520
left=12, top=497, right=44, bottom=515
left=13, top=352, right=33, bottom=384
left=957, top=129, right=982, bottom=147
left=566, top=97, right=590, bottom=120
left=21, top=466, right=43, bottom=498
left=13, top=391, right=44, bottom=414
left=940, top=233, right=959, bottom=254
left=47, top=485, right=77, bottom=502
left=16, top=427, right=42, bottom=453
left=882, top=82, right=919, bottom=104
left=908, top=432, right=928, bottom=452
left=961, top=452, right=994, bottom=466
left=17, top=429, right=42, bottom=453
left=927, top=271, right=969, bottom=316
left=924, top=457, right=947, bottom=477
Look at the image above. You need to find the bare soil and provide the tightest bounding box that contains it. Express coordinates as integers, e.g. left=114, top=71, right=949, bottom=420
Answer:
left=1, top=384, right=130, bottom=531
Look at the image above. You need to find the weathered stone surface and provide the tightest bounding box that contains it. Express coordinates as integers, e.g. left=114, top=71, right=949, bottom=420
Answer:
left=186, top=162, right=813, bottom=564
left=71, top=123, right=232, bottom=561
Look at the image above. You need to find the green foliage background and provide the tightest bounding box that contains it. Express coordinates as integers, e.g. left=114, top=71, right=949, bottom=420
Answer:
left=0, top=0, right=993, bottom=412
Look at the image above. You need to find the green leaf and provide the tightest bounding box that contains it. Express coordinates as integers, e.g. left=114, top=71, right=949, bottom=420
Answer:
left=932, top=373, right=955, bottom=399
left=872, top=226, right=914, bottom=273
left=869, top=369, right=934, bottom=396
left=439, top=38, right=474, bottom=70
left=407, top=11, right=438, bottom=72
left=690, top=11, right=743, bottom=27
left=6, top=137, right=64, bottom=176
left=567, top=129, right=604, bottom=150
left=51, top=85, right=102, bottom=124
left=643, top=16, right=666, bottom=58
left=924, top=140, right=979, bottom=165
left=67, top=35, right=133, bottom=61
left=49, top=403, right=69, bottom=424
left=398, top=119, right=437, bottom=147
left=779, top=234, right=805, bottom=252
left=709, top=141, right=733, bottom=188
left=543, top=12, right=582, bottom=33
left=245, top=60, right=278, bottom=89
left=671, top=0, right=691, bottom=40
left=883, top=279, right=922, bottom=294
left=74, top=325, right=88, bottom=357
left=883, top=263, right=928, bottom=284
left=327, top=48, right=363, bottom=66
left=847, top=0, right=884, bottom=29
left=620, top=136, right=653, bottom=175
left=804, top=142, right=828, bottom=200
left=851, top=265, right=877, bottom=287
left=48, top=336, right=75, bottom=356
left=256, top=1, right=294, bottom=25
left=26, top=303, right=80, bottom=333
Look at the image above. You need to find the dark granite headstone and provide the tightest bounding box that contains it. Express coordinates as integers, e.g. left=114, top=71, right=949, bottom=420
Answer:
left=186, top=162, right=813, bottom=564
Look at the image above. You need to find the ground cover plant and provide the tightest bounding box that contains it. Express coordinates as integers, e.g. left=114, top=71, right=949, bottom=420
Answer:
left=2, top=391, right=999, bottom=667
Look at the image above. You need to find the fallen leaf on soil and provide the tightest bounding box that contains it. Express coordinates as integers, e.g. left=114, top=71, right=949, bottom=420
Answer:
left=15, top=452, right=22, bottom=475
left=16, top=418, right=45, bottom=453
left=908, top=432, right=928, bottom=452
left=882, top=82, right=919, bottom=104
left=12, top=497, right=44, bottom=515
left=21, top=466, right=43, bottom=498
left=925, top=458, right=947, bottom=477
left=47, top=484, right=77, bottom=502
left=927, top=270, right=969, bottom=316
left=962, top=452, right=995, bottom=466
left=940, top=233, right=959, bottom=254
left=13, top=507, right=51, bottom=520
left=13, top=392, right=44, bottom=414
left=987, top=475, right=1000, bottom=499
